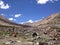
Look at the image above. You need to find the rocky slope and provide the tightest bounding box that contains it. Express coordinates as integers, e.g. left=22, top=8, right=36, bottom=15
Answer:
left=0, top=12, right=60, bottom=45
left=26, top=12, right=60, bottom=26
left=23, top=12, right=60, bottom=45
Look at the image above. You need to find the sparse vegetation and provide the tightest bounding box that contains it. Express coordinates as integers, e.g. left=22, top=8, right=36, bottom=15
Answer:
left=0, top=13, right=60, bottom=45
left=2, top=43, right=9, bottom=45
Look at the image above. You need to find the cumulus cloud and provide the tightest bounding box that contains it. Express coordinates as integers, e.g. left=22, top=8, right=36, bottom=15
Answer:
left=0, top=0, right=10, bottom=9
left=14, top=14, right=22, bottom=18
left=27, top=20, right=33, bottom=23
left=8, top=18, right=14, bottom=21
left=20, top=17, right=45, bottom=24
left=36, top=0, right=59, bottom=4
left=20, top=20, right=34, bottom=24
left=8, top=14, right=22, bottom=22
left=8, top=18, right=16, bottom=21
left=37, top=0, right=48, bottom=4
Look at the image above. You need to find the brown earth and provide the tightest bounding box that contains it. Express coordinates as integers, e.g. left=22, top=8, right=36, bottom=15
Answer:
left=0, top=12, right=60, bottom=45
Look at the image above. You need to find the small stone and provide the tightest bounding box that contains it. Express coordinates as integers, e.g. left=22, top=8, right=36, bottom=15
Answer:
left=17, top=40, right=21, bottom=43
left=5, top=41, right=11, bottom=44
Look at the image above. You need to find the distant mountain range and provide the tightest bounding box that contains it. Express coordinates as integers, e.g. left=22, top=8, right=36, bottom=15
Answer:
left=0, top=12, right=60, bottom=27
left=0, top=15, right=31, bottom=27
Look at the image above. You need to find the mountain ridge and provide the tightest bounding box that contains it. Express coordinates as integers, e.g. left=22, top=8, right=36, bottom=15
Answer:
left=0, top=15, right=31, bottom=27
left=24, top=12, right=60, bottom=26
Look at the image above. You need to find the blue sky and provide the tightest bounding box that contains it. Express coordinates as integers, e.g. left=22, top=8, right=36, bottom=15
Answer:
left=0, top=0, right=60, bottom=24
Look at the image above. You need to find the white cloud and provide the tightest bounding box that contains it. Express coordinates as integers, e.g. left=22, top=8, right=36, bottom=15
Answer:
left=8, top=18, right=16, bottom=21
left=20, top=22, right=25, bottom=24
left=20, top=17, right=45, bottom=24
left=37, top=0, right=48, bottom=4
left=20, top=20, right=34, bottom=24
left=8, top=18, right=14, bottom=21
left=15, top=14, right=22, bottom=18
left=36, top=0, right=59, bottom=4
left=0, top=0, right=10, bottom=9
left=27, top=20, right=33, bottom=23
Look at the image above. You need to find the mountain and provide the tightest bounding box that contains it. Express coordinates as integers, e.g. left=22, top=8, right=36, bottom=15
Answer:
left=0, top=15, right=19, bottom=27
left=23, top=12, right=60, bottom=41
left=31, top=12, right=60, bottom=40
left=0, top=15, right=31, bottom=27
left=0, top=15, right=32, bottom=35
left=40, top=12, right=60, bottom=25
left=27, top=12, right=60, bottom=26
left=0, top=13, right=60, bottom=45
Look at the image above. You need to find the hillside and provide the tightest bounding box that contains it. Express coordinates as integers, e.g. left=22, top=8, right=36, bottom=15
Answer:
left=0, top=15, right=20, bottom=27
left=25, top=12, right=60, bottom=26
left=0, top=13, right=60, bottom=45
left=22, top=12, right=60, bottom=45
